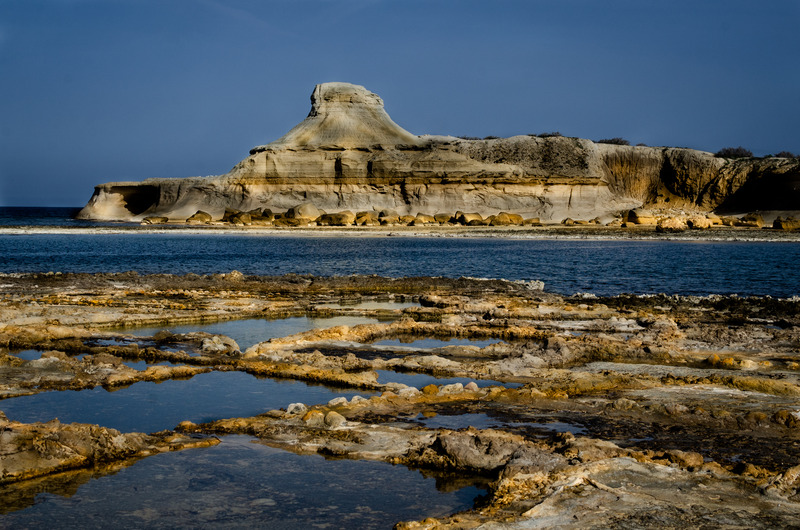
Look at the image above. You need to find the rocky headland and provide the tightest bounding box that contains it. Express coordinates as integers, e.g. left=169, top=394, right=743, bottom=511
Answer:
left=76, top=82, right=800, bottom=226
left=2, top=272, right=800, bottom=526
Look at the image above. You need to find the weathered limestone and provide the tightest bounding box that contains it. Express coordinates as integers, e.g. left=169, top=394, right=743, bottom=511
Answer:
left=77, top=82, right=800, bottom=223
left=774, top=216, right=800, bottom=230
left=3, top=273, right=800, bottom=525
left=0, top=414, right=218, bottom=485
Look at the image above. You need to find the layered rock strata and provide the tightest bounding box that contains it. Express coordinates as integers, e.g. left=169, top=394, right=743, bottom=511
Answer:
left=77, top=82, right=800, bottom=222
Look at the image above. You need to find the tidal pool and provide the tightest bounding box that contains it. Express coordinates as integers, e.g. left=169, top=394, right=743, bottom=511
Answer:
left=415, top=412, right=588, bottom=435
left=125, top=315, right=383, bottom=350
left=1, top=436, right=486, bottom=527
left=0, top=371, right=376, bottom=433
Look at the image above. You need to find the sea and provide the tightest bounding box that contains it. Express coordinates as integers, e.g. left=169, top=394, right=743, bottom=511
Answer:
left=1, top=207, right=799, bottom=298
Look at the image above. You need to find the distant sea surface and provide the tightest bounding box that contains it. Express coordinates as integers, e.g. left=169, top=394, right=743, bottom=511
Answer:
left=1, top=207, right=798, bottom=297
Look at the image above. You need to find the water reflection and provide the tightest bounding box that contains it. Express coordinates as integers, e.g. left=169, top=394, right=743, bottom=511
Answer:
left=0, top=372, right=376, bottom=433
left=1, top=436, right=486, bottom=526
left=125, top=315, right=383, bottom=350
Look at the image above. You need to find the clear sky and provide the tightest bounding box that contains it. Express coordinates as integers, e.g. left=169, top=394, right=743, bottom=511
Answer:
left=1, top=0, right=798, bottom=207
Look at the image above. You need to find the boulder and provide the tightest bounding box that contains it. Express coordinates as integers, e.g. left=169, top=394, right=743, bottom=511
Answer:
left=286, top=202, right=321, bottom=220
left=415, top=213, right=436, bottom=224
left=222, top=209, right=240, bottom=222
left=457, top=212, right=483, bottom=225
left=141, top=216, right=169, bottom=225
left=273, top=217, right=308, bottom=227
left=355, top=211, right=379, bottom=226
left=491, top=212, right=523, bottom=226
left=735, top=213, right=764, bottom=228
left=399, top=215, right=416, bottom=225
left=230, top=212, right=252, bottom=225
left=378, top=209, right=400, bottom=219
left=523, top=218, right=542, bottom=226
left=625, top=208, right=657, bottom=225
left=186, top=211, right=212, bottom=224
left=686, top=216, right=712, bottom=230
left=248, top=208, right=274, bottom=221
left=773, top=216, right=800, bottom=230
left=434, top=213, right=452, bottom=224
left=317, top=211, right=356, bottom=226
left=656, top=217, right=688, bottom=233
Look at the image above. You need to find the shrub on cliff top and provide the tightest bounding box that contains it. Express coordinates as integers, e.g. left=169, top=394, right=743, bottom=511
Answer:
left=597, top=137, right=630, bottom=146
left=715, top=146, right=752, bottom=158
left=774, top=151, right=798, bottom=158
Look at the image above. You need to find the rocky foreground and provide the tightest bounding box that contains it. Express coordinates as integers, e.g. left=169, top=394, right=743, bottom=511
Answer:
left=1, top=272, right=800, bottom=526
left=77, top=82, right=800, bottom=224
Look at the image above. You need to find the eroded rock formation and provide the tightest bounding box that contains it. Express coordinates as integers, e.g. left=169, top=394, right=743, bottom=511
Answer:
left=78, top=82, right=800, bottom=222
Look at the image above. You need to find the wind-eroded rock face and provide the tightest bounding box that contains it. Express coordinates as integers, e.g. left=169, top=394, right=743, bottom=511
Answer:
left=77, top=82, right=800, bottom=222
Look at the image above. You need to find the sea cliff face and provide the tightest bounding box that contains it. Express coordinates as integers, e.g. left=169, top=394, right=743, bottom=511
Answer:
left=77, top=82, right=800, bottom=222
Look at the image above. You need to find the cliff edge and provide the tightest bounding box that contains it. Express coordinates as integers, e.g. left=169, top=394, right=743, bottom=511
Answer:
left=77, top=82, right=800, bottom=222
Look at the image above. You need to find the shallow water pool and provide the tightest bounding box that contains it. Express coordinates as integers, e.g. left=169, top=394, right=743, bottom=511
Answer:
left=0, top=435, right=485, bottom=526
left=415, top=412, right=588, bottom=435
left=0, top=371, right=376, bottom=433
left=125, top=315, right=383, bottom=350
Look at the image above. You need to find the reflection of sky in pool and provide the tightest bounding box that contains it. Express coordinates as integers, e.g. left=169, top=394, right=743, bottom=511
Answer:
left=372, top=337, right=501, bottom=349
left=124, top=315, right=382, bottom=349
left=1, top=436, right=485, bottom=526
left=416, top=412, right=588, bottom=435
left=0, top=371, right=376, bottom=433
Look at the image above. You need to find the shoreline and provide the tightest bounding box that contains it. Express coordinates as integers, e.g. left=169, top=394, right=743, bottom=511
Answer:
left=2, top=223, right=800, bottom=242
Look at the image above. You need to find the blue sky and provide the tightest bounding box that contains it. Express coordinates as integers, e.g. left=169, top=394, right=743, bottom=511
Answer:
left=1, top=0, right=798, bottom=206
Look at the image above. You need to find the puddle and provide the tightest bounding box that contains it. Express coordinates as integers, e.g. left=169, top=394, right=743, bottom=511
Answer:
left=0, top=435, right=485, bottom=525
left=376, top=370, right=521, bottom=389
left=9, top=350, right=43, bottom=361
left=124, top=316, right=382, bottom=350
left=372, top=337, right=501, bottom=349
left=0, top=371, right=377, bottom=433
left=414, top=412, right=587, bottom=435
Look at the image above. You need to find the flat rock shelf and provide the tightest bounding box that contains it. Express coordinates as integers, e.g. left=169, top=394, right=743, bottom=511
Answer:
left=1, top=273, right=800, bottom=527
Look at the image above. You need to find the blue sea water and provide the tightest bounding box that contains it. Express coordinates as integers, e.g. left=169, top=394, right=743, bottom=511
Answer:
left=0, top=207, right=798, bottom=297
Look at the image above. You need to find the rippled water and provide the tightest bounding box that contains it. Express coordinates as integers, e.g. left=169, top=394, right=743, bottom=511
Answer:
left=2, top=232, right=799, bottom=296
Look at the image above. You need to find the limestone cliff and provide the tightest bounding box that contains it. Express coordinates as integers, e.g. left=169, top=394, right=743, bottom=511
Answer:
left=77, top=82, right=800, bottom=222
